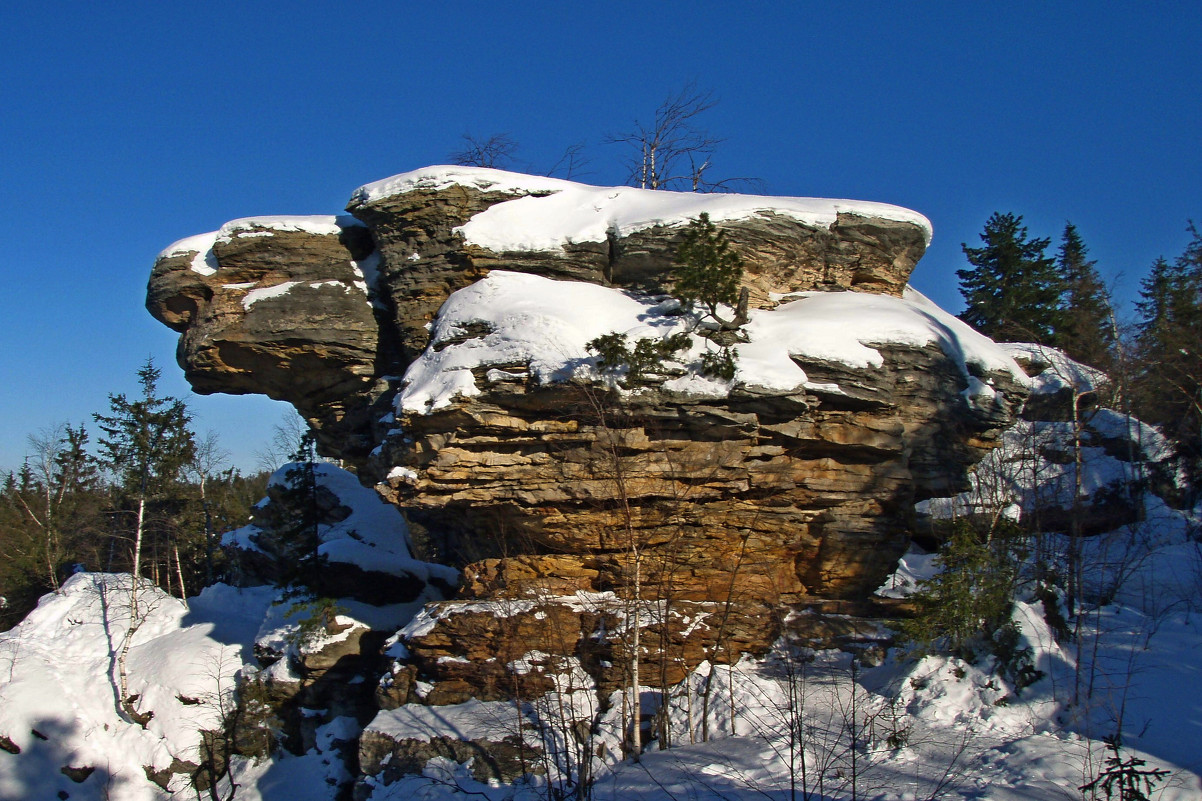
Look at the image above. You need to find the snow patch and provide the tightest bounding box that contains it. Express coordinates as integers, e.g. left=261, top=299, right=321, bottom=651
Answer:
left=397, top=271, right=1027, bottom=414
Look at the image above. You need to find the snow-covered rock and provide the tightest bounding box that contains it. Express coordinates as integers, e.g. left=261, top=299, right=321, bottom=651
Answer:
left=916, top=346, right=1179, bottom=537
left=223, top=462, right=458, bottom=605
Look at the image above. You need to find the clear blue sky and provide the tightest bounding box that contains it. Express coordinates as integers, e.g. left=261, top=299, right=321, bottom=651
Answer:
left=1, top=1, right=1198, bottom=472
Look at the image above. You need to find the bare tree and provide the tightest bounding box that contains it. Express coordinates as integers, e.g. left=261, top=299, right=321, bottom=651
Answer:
left=605, top=83, right=755, bottom=192
left=545, top=141, right=590, bottom=180
left=449, top=132, right=520, bottom=169
left=185, top=432, right=230, bottom=587
left=254, top=410, right=308, bottom=473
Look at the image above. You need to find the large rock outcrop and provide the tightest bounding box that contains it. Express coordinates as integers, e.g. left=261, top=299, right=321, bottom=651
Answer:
left=148, top=167, right=1030, bottom=775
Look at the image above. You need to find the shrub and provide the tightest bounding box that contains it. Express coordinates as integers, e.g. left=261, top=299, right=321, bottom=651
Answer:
left=700, top=346, right=737, bottom=381
left=586, top=331, right=691, bottom=385
left=901, top=520, right=1020, bottom=658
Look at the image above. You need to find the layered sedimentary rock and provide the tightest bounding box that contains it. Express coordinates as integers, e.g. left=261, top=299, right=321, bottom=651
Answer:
left=343, top=169, right=931, bottom=363
left=375, top=340, right=1020, bottom=604
left=148, top=167, right=1029, bottom=740
left=148, top=216, right=391, bottom=460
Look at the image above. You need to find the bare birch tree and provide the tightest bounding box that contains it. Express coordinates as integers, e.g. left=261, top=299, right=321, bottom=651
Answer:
left=605, top=83, right=755, bottom=192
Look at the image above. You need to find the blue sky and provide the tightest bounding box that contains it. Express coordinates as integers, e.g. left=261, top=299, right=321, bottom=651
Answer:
left=1, top=2, right=1198, bottom=472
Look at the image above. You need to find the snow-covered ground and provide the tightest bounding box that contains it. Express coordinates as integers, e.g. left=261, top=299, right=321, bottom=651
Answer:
left=2, top=492, right=1198, bottom=800
left=0, top=576, right=277, bottom=800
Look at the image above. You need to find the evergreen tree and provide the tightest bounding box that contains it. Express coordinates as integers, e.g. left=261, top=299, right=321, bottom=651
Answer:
left=1053, top=222, right=1114, bottom=369
left=1133, top=223, right=1202, bottom=491
left=284, top=430, right=322, bottom=583
left=93, top=359, right=196, bottom=584
left=673, top=212, right=748, bottom=330
left=1, top=424, right=107, bottom=626
left=958, top=213, right=1063, bottom=343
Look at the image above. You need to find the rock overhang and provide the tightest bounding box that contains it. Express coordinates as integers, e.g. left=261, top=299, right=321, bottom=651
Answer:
left=146, top=165, right=1028, bottom=606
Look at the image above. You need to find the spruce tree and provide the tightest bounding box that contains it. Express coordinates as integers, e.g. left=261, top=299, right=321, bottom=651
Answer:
left=93, top=359, right=196, bottom=582
left=1133, top=223, right=1202, bottom=490
left=1053, top=222, right=1114, bottom=369
left=958, top=213, right=1063, bottom=343
left=92, top=358, right=196, bottom=723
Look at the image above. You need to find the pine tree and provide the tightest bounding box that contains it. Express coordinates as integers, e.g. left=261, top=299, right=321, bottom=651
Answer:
left=958, top=213, right=1063, bottom=343
left=1133, top=223, right=1202, bottom=491
left=1053, top=223, right=1114, bottom=369
left=673, top=212, right=748, bottom=331
left=94, top=359, right=196, bottom=582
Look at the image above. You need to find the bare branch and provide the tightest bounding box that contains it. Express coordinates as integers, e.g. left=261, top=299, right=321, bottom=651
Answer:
left=544, top=141, right=591, bottom=180
left=449, top=132, right=520, bottom=169
left=604, top=82, right=745, bottom=191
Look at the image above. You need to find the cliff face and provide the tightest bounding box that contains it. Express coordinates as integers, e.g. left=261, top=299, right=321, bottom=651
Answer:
left=148, top=166, right=1028, bottom=712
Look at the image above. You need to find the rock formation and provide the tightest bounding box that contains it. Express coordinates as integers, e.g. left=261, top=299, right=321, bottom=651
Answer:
left=148, top=216, right=389, bottom=461
left=148, top=166, right=1031, bottom=784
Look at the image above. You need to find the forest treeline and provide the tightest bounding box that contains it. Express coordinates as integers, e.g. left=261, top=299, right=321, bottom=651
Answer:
left=0, top=361, right=271, bottom=628
left=956, top=213, right=1202, bottom=496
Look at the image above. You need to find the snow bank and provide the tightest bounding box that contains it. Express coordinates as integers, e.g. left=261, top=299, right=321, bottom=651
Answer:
left=1087, top=407, right=1174, bottom=462
left=215, top=214, right=363, bottom=240
left=398, top=271, right=1027, bottom=414
left=1000, top=342, right=1108, bottom=395
left=367, top=698, right=537, bottom=745
left=0, top=575, right=276, bottom=801
left=225, top=462, right=459, bottom=587
left=351, top=165, right=934, bottom=249
left=740, top=286, right=1026, bottom=390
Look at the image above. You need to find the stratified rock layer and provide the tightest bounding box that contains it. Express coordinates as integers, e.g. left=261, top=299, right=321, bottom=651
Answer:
left=148, top=167, right=1026, bottom=723
left=374, top=341, right=1022, bottom=604
left=147, top=217, right=390, bottom=461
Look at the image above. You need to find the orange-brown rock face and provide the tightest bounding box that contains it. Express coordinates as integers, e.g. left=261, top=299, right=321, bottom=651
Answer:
left=148, top=167, right=1026, bottom=711
left=374, top=342, right=1024, bottom=608
left=146, top=216, right=392, bottom=460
